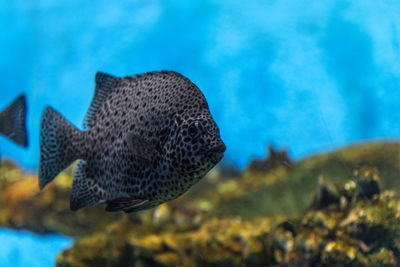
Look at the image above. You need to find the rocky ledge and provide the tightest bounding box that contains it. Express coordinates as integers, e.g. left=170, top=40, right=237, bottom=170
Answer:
left=0, top=141, right=400, bottom=266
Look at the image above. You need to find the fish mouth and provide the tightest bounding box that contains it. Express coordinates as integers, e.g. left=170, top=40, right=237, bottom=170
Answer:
left=209, top=144, right=226, bottom=154
left=206, top=144, right=226, bottom=163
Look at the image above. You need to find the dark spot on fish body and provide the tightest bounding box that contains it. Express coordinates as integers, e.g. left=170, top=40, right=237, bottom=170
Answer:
left=172, top=161, right=179, bottom=168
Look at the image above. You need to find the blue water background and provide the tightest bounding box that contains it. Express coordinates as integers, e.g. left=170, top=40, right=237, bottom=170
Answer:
left=1, top=1, right=400, bottom=170
left=1, top=1, right=400, bottom=266
left=0, top=228, right=72, bottom=266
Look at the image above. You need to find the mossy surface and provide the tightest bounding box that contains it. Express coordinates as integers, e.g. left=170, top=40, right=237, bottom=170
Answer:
left=55, top=190, right=400, bottom=266
left=1, top=141, right=400, bottom=266
left=0, top=160, right=123, bottom=236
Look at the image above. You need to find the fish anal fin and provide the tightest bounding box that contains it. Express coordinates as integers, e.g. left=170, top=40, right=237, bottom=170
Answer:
left=106, top=198, right=148, bottom=213
left=83, top=72, right=120, bottom=129
left=70, top=161, right=105, bottom=211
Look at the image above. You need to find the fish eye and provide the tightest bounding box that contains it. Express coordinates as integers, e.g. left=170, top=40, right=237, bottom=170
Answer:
left=188, top=122, right=201, bottom=139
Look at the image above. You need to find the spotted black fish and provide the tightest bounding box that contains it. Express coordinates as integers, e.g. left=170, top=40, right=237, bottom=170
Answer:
left=0, top=94, right=28, bottom=147
left=39, top=71, right=225, bottom=212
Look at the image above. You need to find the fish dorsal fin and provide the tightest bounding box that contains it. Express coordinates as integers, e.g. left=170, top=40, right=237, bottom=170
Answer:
left=83, top=72, right=119, bottom=129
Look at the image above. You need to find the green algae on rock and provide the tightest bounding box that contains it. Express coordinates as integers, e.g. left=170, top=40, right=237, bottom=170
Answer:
left=0, top=160, right=123, bottom=236
left=56, top=216, right=279, bottom=267
left=2, top=141, right=400, bottom=236
left=55, top=178, right=400, bottom=266
left=2, top=141, right=400, bottom=266
left=54, top=141, right=400, bottom=267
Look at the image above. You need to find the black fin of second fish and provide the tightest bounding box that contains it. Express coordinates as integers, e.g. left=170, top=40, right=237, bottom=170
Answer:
left=83, top=72, right=119, bottom=129
left=70, top=161, right=105, bottom=211
left=39, top=106, right=84, bottom=189
left=106, top=197, right=149, bottom=213
left=0, top=94, right=28, bottom=147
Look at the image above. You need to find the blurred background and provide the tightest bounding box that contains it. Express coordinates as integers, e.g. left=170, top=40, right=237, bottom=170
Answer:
left=1, top=0, right=400, bottom=170
left=1, top=0, right=400, bottom=266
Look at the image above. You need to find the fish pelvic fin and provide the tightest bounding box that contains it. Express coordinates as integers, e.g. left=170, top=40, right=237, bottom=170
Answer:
left=106, top=197, right=149, bottom=213
left=70, top=161, right=105, bottom=211
left=39, top=106, right=84, bottom=190
left=0, top=94, right=28, bottom=147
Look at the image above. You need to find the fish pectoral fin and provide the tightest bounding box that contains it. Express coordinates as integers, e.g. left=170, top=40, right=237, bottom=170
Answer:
left=128, top=133, right=161, bottom=163
left=105, top=197, right=149, bottom=213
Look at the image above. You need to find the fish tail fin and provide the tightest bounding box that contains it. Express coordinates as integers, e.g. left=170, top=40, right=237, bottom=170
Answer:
left=39, top=106, right=83, bottom=189
left=0, top=94, right=28, bottom=147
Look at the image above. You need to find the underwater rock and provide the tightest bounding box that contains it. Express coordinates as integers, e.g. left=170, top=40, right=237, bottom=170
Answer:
left=55, top=154, right=400, bottom=266
left=353, top=166, right=381, bottom=200
left=247, top=144, right=292, bottom=172
left=0, top=160, right=123, bottom=236
left=2, top=141, right=400, bottom=266
left=1, top=141, right=400, bottom=234
left=56, top=216, right=278, bottom=267
left=55, top=186, right=400, bottom=266
left=55, top=140, right=400, bottom=266
left=311, top=175, right=340, bottom=209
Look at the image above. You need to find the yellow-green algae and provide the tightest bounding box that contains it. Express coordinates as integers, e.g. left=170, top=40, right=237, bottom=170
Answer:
left=0, top=160, right=123, bottom=235
left=1, top=141, right=400, bottom=266
left=55, top=189, right=400, bottom=266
